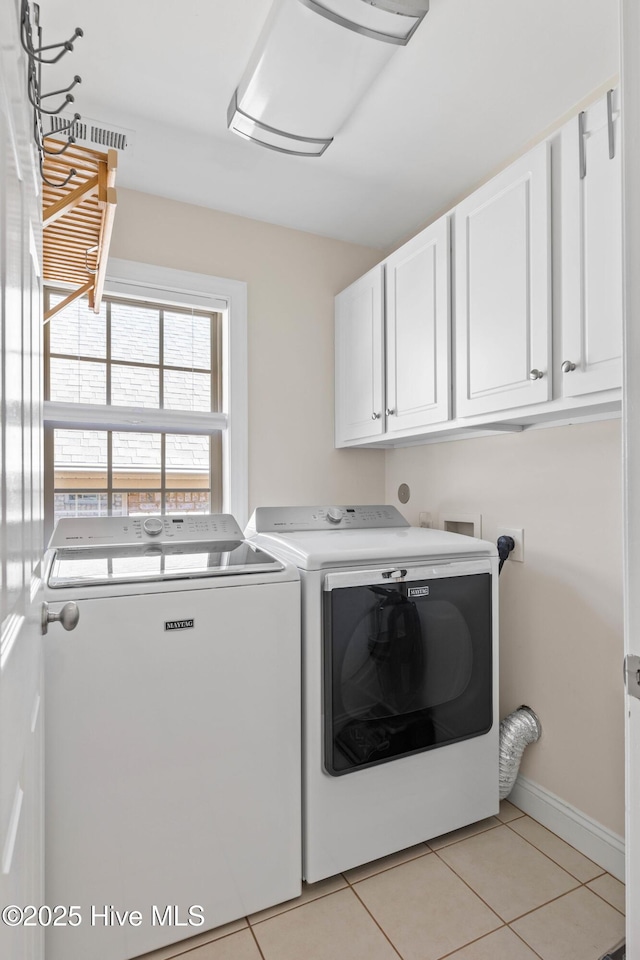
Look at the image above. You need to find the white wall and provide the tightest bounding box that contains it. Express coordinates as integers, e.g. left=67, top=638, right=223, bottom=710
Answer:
left=109, top=187, right=625, bottom=840
left=109, top=189, right=386, bottom=512
left=385, top=419, right=624, bottom=836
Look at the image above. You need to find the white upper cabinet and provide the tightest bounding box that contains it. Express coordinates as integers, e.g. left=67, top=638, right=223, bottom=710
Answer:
left=385, top=215, right=450, bottom=434
left=335, top=265, right=385, bottom=444
left=334, top=97, right=623, bottom=449
left=560, top=89, right=622, bottom=397
left=454, top=142, right=552, bottom=417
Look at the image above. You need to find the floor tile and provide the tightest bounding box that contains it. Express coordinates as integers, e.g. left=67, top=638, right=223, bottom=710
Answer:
left=437, top=824, right=578, bottom=922
left=511, top=887, right=626, bottom=960
left=427, top=817, right=500, bottom=851
left=179, top=929, right=262, bottom=960
left=508, top=815, right=602, bottom=882
left=135, top=919, right=248, bottom=959
left=353, top=850, right=501, bottom=960
left=445, top=926, right=540, bottom=959
left=496, top=799, right=525, bottom=823
left=252, top=887, right=399, bottom=960
left=248, top=874, right=346, bottom=923
left=587, top=873, right=626, bottom=914
left=343, top=842, right=430, bottom=883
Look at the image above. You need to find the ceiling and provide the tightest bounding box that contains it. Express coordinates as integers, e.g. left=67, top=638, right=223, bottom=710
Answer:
left=40, top=0, right=619, bottom=249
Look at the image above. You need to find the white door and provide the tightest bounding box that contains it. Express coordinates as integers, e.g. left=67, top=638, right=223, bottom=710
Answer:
left=454, top=142, right=552, bottom=417
left=622, top=0, right=640, bottom=950
left=561, top=89, right=623, bottom=397
left=385, top=214, right=451, bottom=434
left=335, top=265, right=385, bottom=444
left=0, top=5, right=45, bottom=959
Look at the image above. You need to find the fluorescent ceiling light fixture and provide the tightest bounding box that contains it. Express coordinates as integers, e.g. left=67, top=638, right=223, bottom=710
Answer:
left=227, top=0, right=429, bottom=157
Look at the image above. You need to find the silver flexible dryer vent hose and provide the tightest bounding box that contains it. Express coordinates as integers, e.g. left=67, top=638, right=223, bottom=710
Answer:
left=499, top=706, right=542, bottom=800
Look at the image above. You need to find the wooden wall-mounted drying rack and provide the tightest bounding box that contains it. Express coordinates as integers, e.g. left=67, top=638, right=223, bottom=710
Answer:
left=42, top=140, right=118, bottom=324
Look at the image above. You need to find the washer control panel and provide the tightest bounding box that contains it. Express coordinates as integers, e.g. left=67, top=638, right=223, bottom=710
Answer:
left=248, top=505, right=409, bottom=533
left=49, top=514, right=245, bottom=548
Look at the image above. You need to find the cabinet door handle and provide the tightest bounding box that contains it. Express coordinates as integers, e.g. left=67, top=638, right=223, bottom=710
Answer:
left=578, top=110, right=587, bottom=179
left=529, top=369, right=544, bottom=381
left=561, top=360, right=577, bottom=373
left=385, top=408, right=394, bottom=416
left=607, top=88, right=615, bottom=160
left=371, top=412, right=381, bottom=420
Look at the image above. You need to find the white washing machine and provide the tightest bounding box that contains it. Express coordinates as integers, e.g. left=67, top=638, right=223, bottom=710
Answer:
left=246, top=504, right=499, bottom=882
left=42, top=514, right=301, bottom=960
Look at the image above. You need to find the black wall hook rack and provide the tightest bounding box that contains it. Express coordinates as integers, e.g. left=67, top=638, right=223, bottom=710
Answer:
left=21, top=0, right=84, bottom=185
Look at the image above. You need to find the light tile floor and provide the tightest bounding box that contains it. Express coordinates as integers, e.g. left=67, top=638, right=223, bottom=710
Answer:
left=136, top=801, right=625, bottom=960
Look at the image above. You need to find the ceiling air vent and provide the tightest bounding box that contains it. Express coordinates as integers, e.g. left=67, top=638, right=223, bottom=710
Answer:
left=49, top=115, right=87, bottom=141
left=90, top=124, right=127, bottom=151
left=47, top=114, right=135, bottom=155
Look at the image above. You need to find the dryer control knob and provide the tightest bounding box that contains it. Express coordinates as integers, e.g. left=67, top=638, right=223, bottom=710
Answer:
left=143, top=517, right=164, bottom=537
left=327, top=507, right=343, bottom=524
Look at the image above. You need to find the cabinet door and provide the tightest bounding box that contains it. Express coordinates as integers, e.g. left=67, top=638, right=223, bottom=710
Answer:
left=561, top=89, right=622, bottom=396
left=385, top=215, right=450, bottom=433
left=454, top=143, right=551, bottom=417
left=335, top=266, right=385, bottom=444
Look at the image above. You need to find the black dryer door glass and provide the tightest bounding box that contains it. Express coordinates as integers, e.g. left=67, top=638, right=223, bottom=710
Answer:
left=324, top=573, right=492, bottom=775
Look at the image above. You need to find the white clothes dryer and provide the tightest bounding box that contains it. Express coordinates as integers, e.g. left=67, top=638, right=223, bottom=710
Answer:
left=42, top=514, right=301, bottom=960
left=246, top=504, right=499, bottom=882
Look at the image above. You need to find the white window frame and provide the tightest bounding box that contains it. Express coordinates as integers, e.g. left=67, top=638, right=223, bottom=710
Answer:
left=43, top=258, right=248, bottom=527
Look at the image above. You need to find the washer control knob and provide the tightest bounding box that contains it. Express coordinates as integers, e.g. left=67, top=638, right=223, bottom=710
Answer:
left=327, top=507, right=343, bottom=524
left=143, top=517, right=164, bottom=537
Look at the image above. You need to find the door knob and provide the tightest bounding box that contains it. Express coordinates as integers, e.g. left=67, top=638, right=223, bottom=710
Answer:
left=385, top=408, right=395, bottom=416
left=561, top=360, right=577, bottom=373
left=529, top=369, right=544, bottom=381
left=42, top=601, right=80, bottom=635
left=371, top=412, right=381, bottom=420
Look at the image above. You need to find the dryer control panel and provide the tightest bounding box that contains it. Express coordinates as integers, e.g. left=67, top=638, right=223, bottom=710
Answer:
left=48, top=514, right=245, bottom=549
left=247, top=504, right=410, bottom=533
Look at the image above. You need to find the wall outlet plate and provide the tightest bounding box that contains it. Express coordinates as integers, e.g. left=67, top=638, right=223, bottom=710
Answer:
left=496, top=526, right=524, bottom=562
left=418, top=512, right=432, bottom=528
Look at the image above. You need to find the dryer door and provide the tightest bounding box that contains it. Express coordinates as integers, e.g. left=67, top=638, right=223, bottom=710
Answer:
left=323, top=560, right=493, bottom=776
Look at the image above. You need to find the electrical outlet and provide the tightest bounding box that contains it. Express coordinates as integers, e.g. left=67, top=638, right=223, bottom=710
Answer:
left=419, top=512, right=432, bottom=528
left=496, top=526, right=524, bottom=562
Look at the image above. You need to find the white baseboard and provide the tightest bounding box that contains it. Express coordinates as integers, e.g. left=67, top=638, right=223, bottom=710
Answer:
left=509, top=774, right=625, bottom=882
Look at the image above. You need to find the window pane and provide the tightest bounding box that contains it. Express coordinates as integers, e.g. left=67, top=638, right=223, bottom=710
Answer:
left=111, top=301, right=159, bottom=363
left=165, top=491, right=210, bottom=514
left=164, top=311, right=211, bottom=369
left=165, top=434, right=210, bottom=489
left=111, top=364, right=160, bottom=407
left=54, top=492, right=109, bottom=524
left=119, top=491, right=162, bottom=514
left=164, top=370, right=211, bottom=411
left=54, top=429, right=107, bottom=486
left=49, top=295, right=106, bottom=358
left=49, top=358, right=106, bottom=404
left=112, top=432, right=161, bottom=489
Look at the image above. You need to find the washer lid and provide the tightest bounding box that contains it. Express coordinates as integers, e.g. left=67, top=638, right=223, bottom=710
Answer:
left=248, top=525, right=497, bottom=571
left=47, top=539, right=284, bottom=588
